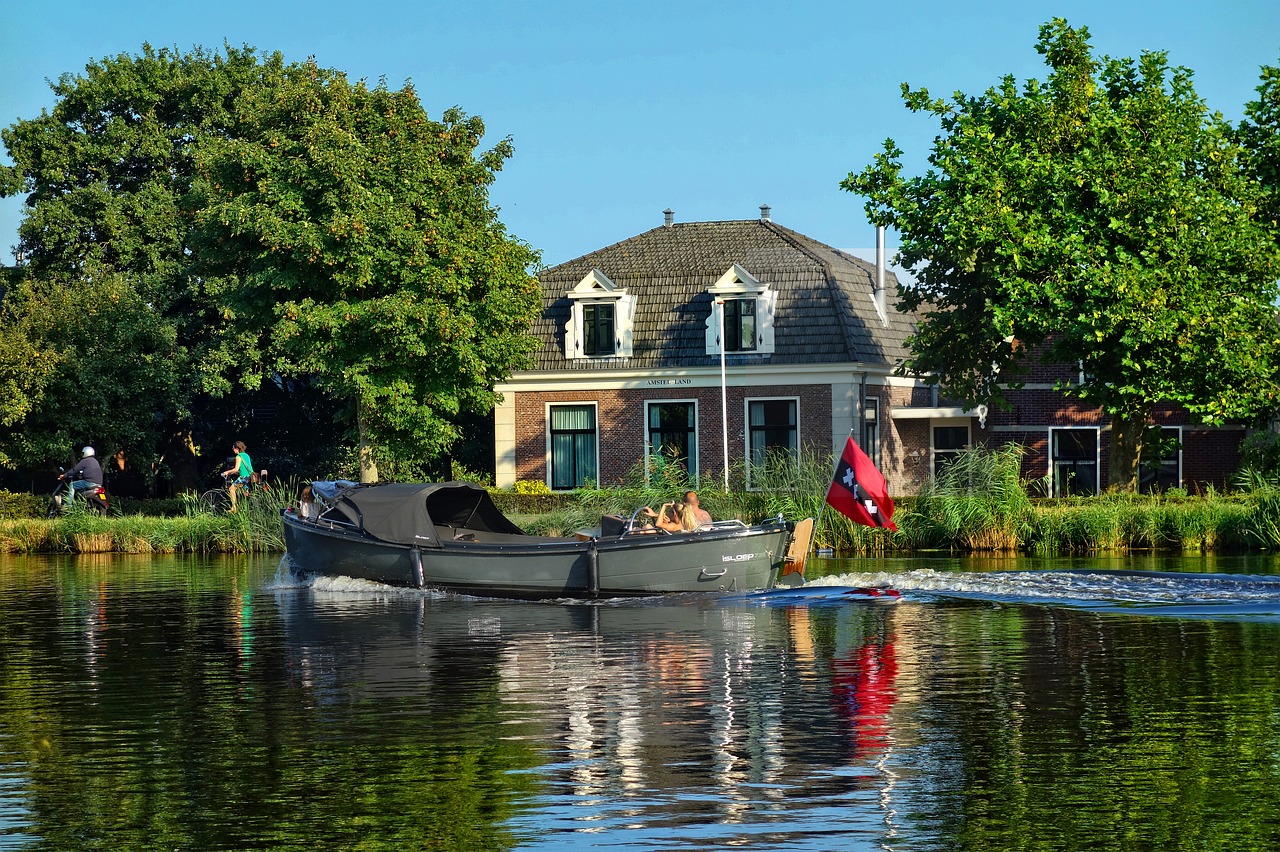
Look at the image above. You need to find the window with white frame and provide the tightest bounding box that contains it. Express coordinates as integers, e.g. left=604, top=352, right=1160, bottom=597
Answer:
left=565, top=269, right=634, bottom=359
left=862, top=397, right=880, bottom=470
left=646, top=401, right=697, bottom=481
left=1050, top=427, right=1099, bottom=497
left=932, top=423, right=969, bottom=477
left=705, top=264, right=776, bottom=356
left=1139, top=426, right=1182, bottom=493
left=548, top=404, right=598, bottom=490
left=723, top=297, right=757, bottom=352
left=746, top=398, right=798, bottom=485
left=582, top=303, right=615, bottom=357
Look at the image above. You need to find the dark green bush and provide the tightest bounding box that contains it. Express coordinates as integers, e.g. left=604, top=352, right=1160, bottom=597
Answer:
left=111, top=497, right=186, bottom=516
left=0, top=490, right=45, bottom=519
left=488, top=491, right=574, bottom=515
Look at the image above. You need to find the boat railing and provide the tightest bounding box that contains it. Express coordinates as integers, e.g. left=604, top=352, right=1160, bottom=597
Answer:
left=311, top=507, right=360, bottom=532
left=607, top=510, right=753, bottom=537
left=700, top=519, right=748, bottom=532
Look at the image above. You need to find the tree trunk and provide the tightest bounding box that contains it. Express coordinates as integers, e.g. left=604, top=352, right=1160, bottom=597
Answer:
left=1108, top=408, right=1149, bottom=492
left=156, top=426, right=202, bottom=497
left=357, top=408, right=378, bottom=484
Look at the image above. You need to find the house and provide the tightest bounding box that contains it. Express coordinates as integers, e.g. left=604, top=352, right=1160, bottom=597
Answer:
left=494, top=211, right=1246, bottom=495
left=493, top=209, right=934, bottom=493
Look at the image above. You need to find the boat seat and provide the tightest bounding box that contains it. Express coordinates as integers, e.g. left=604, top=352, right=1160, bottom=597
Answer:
left=601, top=514, right=628, bottom=537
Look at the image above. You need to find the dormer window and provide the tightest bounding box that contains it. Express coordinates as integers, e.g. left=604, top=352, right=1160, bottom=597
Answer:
left=723, top=297, right=756, bottom=352
left=705, top=264, right=775, bottom=356
left=582, top=303, right=615, bottom=356
left=565, top=269, right=634, bottom=359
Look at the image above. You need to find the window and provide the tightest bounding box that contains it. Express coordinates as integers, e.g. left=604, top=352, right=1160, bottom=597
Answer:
left=647, top=401, right=697, bottom=480
left=705, top=264, right=776, bottom=355
left=862, top=397, right=880, bottom=470
left=1139, top=427, right=1182, bottom=493
left=1051, top=427, right=1098, bottom=497
left=747, top=399, right=798, bottom=484
left=565, top=269, right=634, bottom=359
left=582, top=303, right=615, bottom=357
left=723, top=298, right=757, bottom=353
left=549, top=404, right=597, bottom=490
left=932, top=425, right=968, bottom=477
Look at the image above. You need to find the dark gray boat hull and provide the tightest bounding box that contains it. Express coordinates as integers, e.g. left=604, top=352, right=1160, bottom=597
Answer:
left=283, top=510, right=792, bottom=598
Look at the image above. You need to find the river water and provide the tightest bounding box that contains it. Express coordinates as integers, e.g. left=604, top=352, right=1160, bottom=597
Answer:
left=2, top=551, right=1279, bottom=851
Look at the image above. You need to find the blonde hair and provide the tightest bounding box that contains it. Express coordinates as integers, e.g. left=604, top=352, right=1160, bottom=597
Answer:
left=676, top=502, right=698, bottom=531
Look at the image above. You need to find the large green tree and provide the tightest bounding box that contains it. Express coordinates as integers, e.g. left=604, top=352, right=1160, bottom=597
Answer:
left=0, top=44, right=293, bottom=480
left=188, top=66, right=541, bottom=481
left=0, top=268, right=179, bottom=469
left=1, top=45, right=540, bottom=484
left=843, top=20, right=1280, bottom=490
left=1239, top=60, right=1280, bottom=242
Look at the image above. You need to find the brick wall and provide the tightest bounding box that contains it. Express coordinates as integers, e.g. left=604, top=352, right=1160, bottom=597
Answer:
left=514, top=384, right=833, bottom=487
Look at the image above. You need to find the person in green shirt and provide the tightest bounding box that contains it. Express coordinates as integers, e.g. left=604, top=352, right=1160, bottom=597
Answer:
left=221, top=440, right=253, bottom=513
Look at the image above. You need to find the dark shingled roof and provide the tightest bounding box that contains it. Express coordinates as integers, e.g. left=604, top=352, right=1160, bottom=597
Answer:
left=528, top=219, right=916, bottom=371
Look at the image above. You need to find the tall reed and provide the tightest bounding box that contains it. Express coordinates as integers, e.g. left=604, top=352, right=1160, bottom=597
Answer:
left=907, top=444, right=1033, bottom=552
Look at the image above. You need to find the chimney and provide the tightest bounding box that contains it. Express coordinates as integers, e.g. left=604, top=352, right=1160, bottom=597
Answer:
left=874, top=226, right=888, bottom=324
left=759, top=204, right=771, bottom=222
left=663, top=208, right=674, bottom=227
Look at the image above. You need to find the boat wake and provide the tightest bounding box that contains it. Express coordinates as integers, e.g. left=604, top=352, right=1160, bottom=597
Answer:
left=805, top=568, right=1280, bottom=620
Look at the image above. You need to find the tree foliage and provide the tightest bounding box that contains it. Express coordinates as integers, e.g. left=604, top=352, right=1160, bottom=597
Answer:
left=843, top=20, right=1280, bottom=490
left=0, top=45, right=540, bottom=483
left=189, top=66, right=541, bottom=478
left=0, top=44, right=289, bottom=396
left=0, top=45, right=293, bottom=478
left=0, top=268, right=179, bottom=469
left=1239, top=59, right=1280, bottom=243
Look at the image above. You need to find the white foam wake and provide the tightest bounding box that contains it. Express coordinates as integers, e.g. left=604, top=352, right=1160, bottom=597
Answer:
left=808, top=568, right=1280, bottom=609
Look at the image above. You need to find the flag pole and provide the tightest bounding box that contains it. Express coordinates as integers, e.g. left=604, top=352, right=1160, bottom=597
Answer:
left=718, top=299, right=729, bottom=492
left=815, top=427, right=854, bottom=552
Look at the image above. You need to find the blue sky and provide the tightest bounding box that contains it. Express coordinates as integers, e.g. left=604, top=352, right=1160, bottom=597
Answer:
left=3, top=0, right=1277, bottom=267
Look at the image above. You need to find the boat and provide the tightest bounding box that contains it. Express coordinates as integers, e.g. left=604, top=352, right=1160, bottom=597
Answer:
left=282, top=480, right=809, bottom=599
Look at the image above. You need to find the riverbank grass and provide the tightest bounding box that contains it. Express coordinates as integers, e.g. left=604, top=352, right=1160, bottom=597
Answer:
left=0, top=482, right=295, bottom=553
left=4, top=450, right=1280, bottom=555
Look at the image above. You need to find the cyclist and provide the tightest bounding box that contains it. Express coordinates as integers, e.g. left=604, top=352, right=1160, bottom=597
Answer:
left=220, top=440, right=253, bottom=513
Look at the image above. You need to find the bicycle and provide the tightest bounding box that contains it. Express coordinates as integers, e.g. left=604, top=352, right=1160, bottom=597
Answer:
left=197, top=470, right=269, bottom=515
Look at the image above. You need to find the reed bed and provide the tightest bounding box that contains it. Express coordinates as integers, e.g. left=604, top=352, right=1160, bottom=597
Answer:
left=904, top=445, right=1034, bottom=552
left=5, top=459, right=1280, bottom=555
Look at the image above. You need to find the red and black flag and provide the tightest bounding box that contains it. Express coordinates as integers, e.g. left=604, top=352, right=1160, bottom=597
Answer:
left=825, top=436, right=897, bottom=532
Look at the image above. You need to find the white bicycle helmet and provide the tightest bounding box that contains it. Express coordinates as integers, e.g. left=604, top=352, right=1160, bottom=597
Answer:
left=82, top=446, right=95, bottom=457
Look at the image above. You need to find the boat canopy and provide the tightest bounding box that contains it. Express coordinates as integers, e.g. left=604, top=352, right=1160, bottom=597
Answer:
left=319, top=481, right=527, bottom=547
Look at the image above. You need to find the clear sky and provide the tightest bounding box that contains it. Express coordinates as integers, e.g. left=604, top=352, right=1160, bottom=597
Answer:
left=3, top=0, right=1277, bottom=267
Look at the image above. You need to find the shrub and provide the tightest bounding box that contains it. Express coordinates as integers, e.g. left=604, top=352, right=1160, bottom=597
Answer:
left=0, top=490, right=47, bottom=519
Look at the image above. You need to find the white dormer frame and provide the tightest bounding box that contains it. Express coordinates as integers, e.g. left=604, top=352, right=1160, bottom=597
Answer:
left=564, top=269, right=635, bottom=359
left=704, top=264, right=776, bottom=355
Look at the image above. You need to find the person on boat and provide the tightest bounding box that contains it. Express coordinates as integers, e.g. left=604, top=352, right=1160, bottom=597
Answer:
left=683, top=490, right=712, bottom=525
left=221, top=440, right=253, bottom=513
left=643, top=501, right=698, bottom=532
left=298, top=485, right=319, bottom=519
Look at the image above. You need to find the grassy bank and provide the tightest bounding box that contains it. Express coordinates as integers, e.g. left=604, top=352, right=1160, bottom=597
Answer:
left=0, top=484, right=291, bottom=554
left=4, top=447, right=1280, bottom=555
left=520, top=446, right=1280, bottom=556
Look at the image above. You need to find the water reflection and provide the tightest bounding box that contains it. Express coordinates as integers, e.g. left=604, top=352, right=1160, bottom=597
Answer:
left=1, top=554, right=1279, bottom=850
left=275, top=584, right=916, bottom=848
